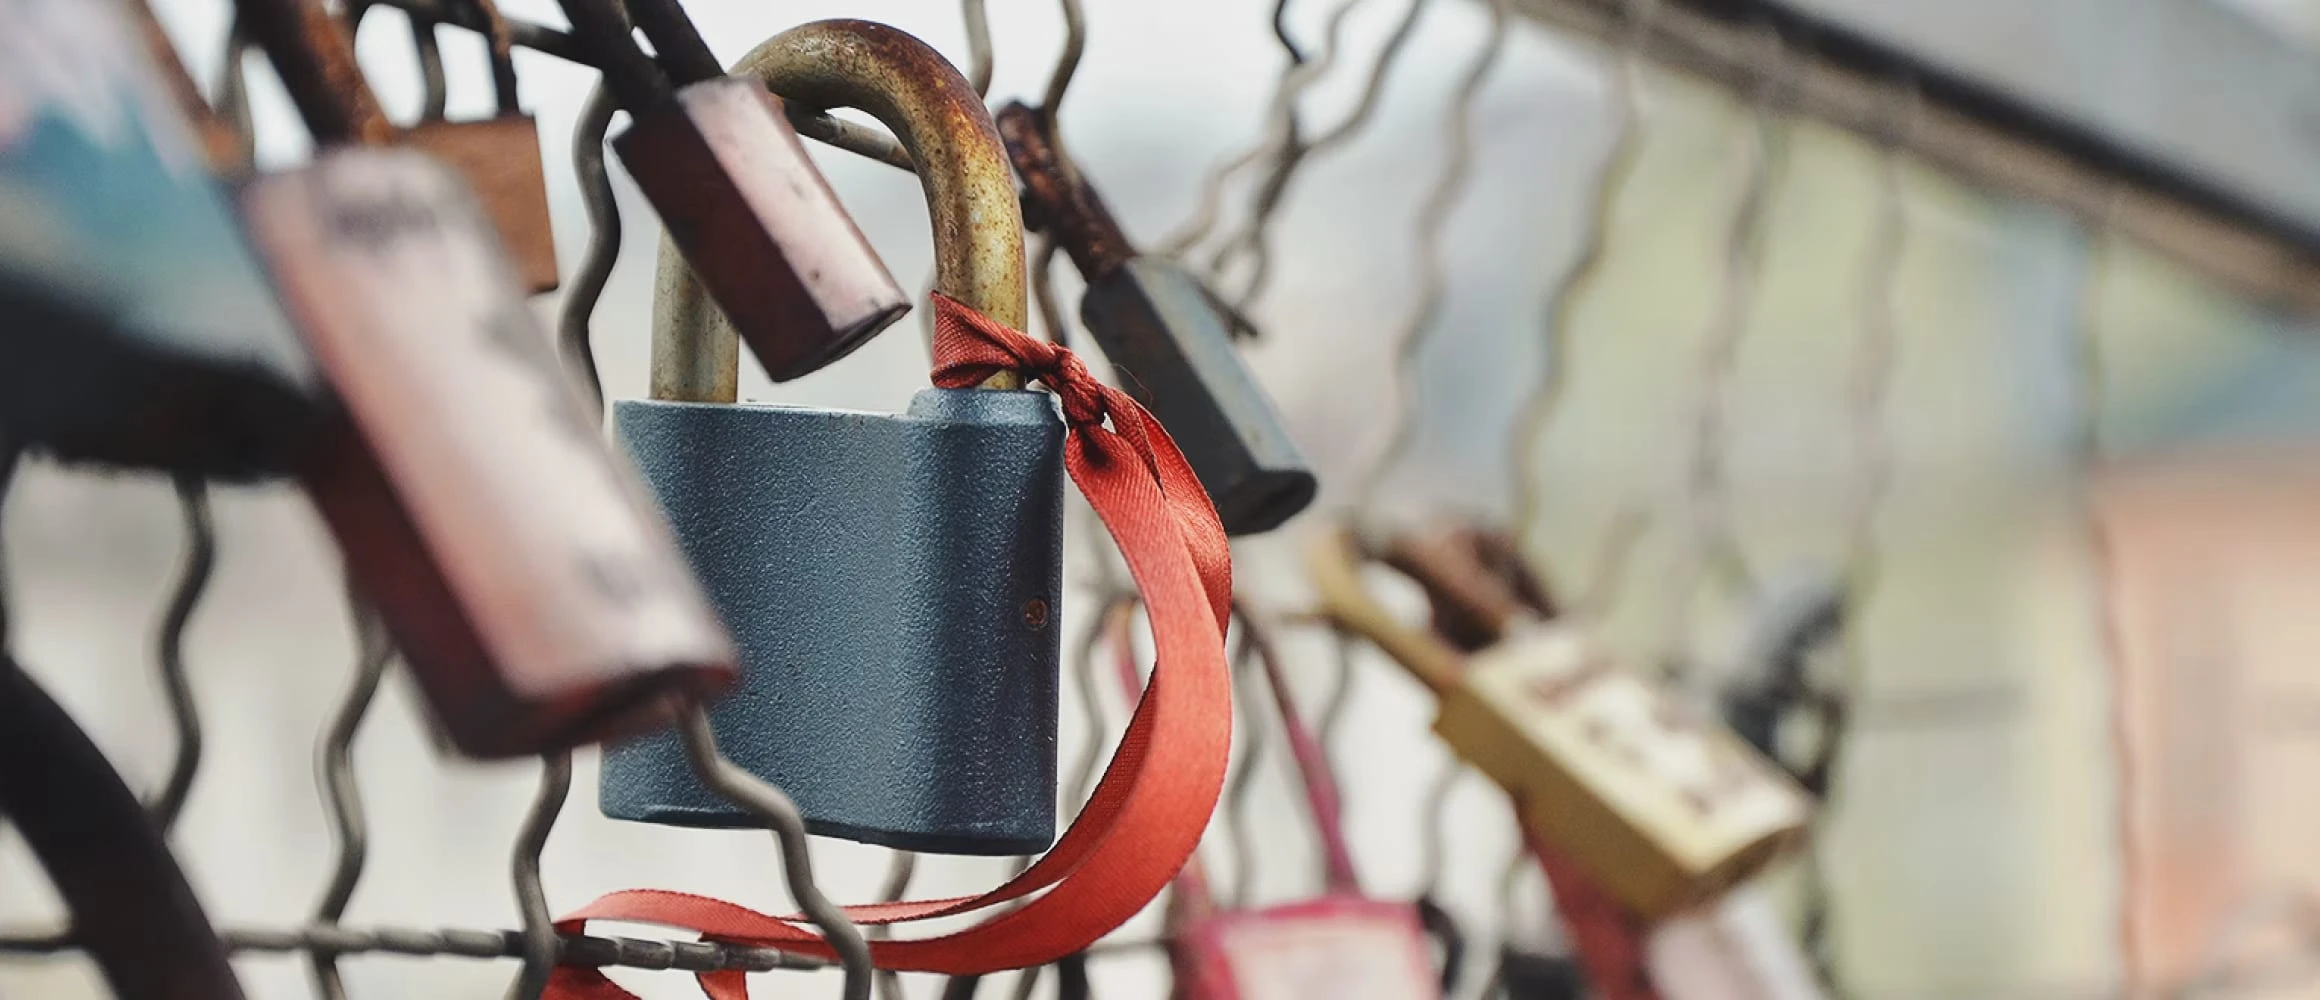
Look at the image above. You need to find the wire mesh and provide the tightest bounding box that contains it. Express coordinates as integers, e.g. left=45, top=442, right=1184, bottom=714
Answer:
left=7, top=0, right=2315, bottom=998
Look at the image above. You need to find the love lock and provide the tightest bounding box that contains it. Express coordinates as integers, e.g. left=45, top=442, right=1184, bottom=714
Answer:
left=599, top=20, right=1066, bottom=855
left=0, top=0, right=324, bottom=478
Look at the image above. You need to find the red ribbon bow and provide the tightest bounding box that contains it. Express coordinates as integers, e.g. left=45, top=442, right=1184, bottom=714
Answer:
left=542, top=294, right=1235, bottom=999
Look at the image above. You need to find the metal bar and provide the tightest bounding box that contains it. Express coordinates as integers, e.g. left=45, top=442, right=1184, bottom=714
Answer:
left=1505, top=0, right=2320, bottom=316
left=0, top=925, right=827, bottom=973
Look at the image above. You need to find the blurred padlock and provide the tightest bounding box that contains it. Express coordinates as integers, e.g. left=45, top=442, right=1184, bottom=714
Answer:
left=998, top=102, right=1315, bottom=536
left=385, top=0, right=560, bottom=294
left=237, top=0, right=737, bottom=757
left=1307, top=522, right=1811, bottom=919
left=1107, top=613, right=1440, bottom=1000
left=598, top=20, right=1066, bottom=855
left=550, top=0, right=907, bottom=381
left=0, top=0, right=325, bottom=477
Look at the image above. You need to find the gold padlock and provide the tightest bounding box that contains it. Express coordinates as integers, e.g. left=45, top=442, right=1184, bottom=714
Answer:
left=1307, top=521, right=1810, bottom=919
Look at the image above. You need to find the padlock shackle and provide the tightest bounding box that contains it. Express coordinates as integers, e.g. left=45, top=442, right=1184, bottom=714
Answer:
left=997, top=102, right=1134, bottom=283
left=1381, top=525, right=1558, bottom=653
left=1304, top=524, right=1466, bottom=695
left=650, top=19, right=1027, bottom=400
left=240, top=0, right=397, bottom=145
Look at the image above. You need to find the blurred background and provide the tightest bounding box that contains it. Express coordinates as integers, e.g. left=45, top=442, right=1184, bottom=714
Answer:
left=11, top=0, right=2320, bottom=997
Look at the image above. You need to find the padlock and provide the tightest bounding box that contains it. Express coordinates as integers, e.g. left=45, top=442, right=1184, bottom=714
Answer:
left=549, top=0, right=907, bottom=382
left=0, top=0, right=325, bottom=478
left=998, top=102, right=1316, bottom=536
left=386, top=0, right=559, bottom=294
left=597, top=20, right=1066, bottom=855
left=237, top=0, right=737, bottom=757
left=1307, top=521, right=1811, bottom=920
left=1133, top=610, right=1440, bottom=1000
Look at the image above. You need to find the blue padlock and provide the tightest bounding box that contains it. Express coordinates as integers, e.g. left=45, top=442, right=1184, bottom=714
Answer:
left=600, top=20, right=1066, bottom=855
left=0, top=0, right=324, bottom=478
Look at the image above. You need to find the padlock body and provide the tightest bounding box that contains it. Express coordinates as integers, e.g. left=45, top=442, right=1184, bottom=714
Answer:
left=0, top=0, right=323, bottom=477
left=243, top=148, right=737, bottom=758
left=1080, top=257, right=1314, bottom=536
left=404, top=114, right=559, bottom=294
left=1435, top=627, right=1810, bottom=919
left=616, top=79, right=908, bottom=381
left=1178, top=897, right=1442, bottom=1000
left=602, top=389, right=1066, bottom=854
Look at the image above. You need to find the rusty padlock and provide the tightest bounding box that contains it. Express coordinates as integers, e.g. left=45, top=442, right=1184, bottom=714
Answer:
left=1116, top=613, right=1440, bottom=1000
left=1307, top=521, right=1811, bottom=919
left=550, top=0, right=906, bottom=381
left=236, top=0, right=737, bottom=757
left=1000, top=103, right=1315, bottom=536
left=373, top=0, right=560, bottom=294
left=0, top=0, right=325, bottom=477
left=597, top=20, right=1066, bottom=855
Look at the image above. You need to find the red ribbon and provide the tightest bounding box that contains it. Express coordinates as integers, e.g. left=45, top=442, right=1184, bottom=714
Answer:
left=542, top=294, right=1235, bottom=998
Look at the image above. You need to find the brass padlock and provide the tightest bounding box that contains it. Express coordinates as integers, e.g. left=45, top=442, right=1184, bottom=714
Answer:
left=550, top=0, right=908, bottom=381
left=1000, top=102, right=1316, bottom=536
left=1307, top=521, right=1810, bottom=919
left=237, top=0, right=737, bottom=757
left=383, top=0, right=559, bottom=294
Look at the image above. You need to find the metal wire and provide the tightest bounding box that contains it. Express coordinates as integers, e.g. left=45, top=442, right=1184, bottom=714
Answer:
left=962, top=0, right=994, bottom=96
left=1660, top=20, right=1787, bottom=674
left=1347, top=0, right=1511, bottom=510
left=308, top=597, right=393, bottom=1000
left=213, top=924, right=826, bottom=971
left=1509, top=0, right=1656, bottom=558
left=675, top=705, right=873, bottom=1000
left=871, top=851, right=917, bottom=1000
left=1157, top=0, right=1373, bottom=258
left=507, top=753, right=571, bottom=1000
left=1796, top=78, right=1918, bottom=996
left=560, top=84, right=620, bottom=408
left=1040, top=0, right=1088, bottom=184
left=1209, top=0, right=1435, bottom=309
left=147, top=474, right=215, bottom=837
left=1221, top=615, right=1277, bottom=908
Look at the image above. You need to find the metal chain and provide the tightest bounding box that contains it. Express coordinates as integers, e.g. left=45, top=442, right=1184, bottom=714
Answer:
left=1658, top=20, right=1787, bottom=677
left=1796, top=77, right=1918, bottom=997
left=148, top=473, right=216, bottom=836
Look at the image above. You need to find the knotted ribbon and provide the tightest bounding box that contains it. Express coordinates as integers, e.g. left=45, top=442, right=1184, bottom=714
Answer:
left=541, top=294, right=1235, bottom=999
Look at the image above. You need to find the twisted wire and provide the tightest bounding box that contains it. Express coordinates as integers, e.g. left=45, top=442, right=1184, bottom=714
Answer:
left=1510, top=0, right=1657, bottom=557
left=558, top=85, right=620, bottom=408
left=1157, top=0, right=1373, bottom=258
left=1797, top=78, right=1918, bottom=995
left=1222, top=616, right=1277, bottom=908
left=1660, top=21, right=1787, bottom=674
left=1210, top=0, right=1436, bottom=309
left=148, top=474, right=215, bottom=836
left=961, top=0, right=994, bottom=96
left=308, top=597, right=392, bottom=1000
left=507, top=753, right=571, bottom=1000
left=1347, top=0, right=1512, bottom=510
left=675, top=706, right=872, bottom=1000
